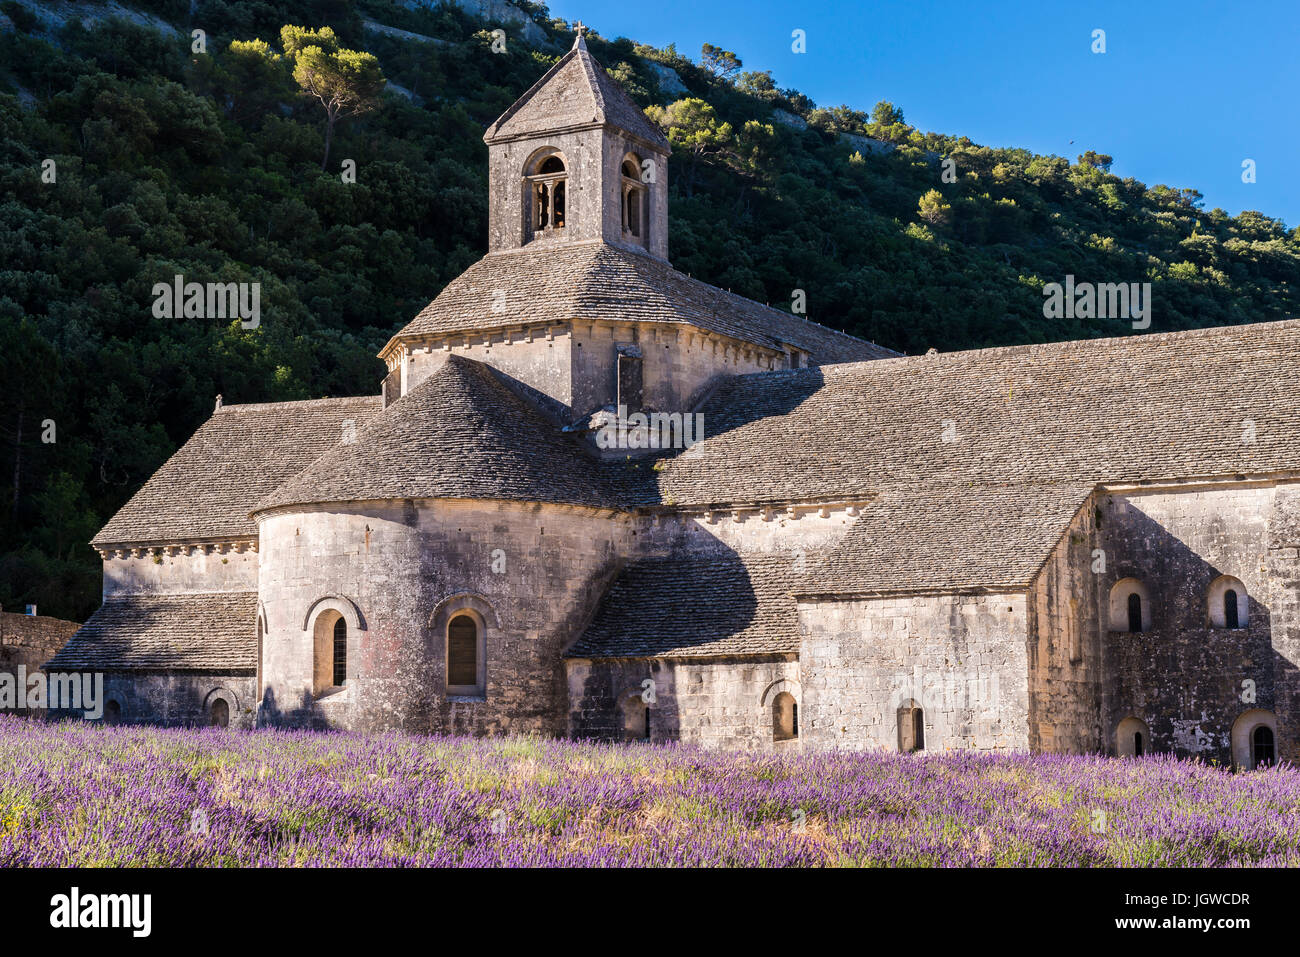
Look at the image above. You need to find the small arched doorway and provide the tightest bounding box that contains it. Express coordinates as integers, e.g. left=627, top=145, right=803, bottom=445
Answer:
left=772, top=691, right=798, bottom=742
left=897, top=700, right=924, bottom=752
left=1252, top=726, right=1275, bottom=769
left=210, top=698, right=229, bottom=728
left=1115, top=716, right=1151, bottom=757
left=1231, top=710, right=1277, bottom=770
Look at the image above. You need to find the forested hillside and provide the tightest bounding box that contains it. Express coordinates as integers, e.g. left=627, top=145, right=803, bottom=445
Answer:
left=1, top=0, right=1296, bottom=619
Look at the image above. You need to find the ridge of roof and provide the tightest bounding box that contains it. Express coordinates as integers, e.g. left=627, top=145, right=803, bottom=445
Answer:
left=384, top=242, right=893, bottom=364
left=822, top=315, right=1300, bottom=374
left=92, top=395, right=383, bottom=547
left=254, top=355, right=622, bottom=514
left=215, top=395, right=379, bottom=415
left=483, top=44, right=670, bottom=150
left=652, top=316, right=1300, bottom=508
left=44, top=591, right=258, bottom=672
left=566, top=552, right=803, bottom=659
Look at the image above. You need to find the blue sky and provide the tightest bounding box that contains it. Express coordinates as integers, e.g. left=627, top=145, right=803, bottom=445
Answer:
left=547, top=0, right=1298, bottom=228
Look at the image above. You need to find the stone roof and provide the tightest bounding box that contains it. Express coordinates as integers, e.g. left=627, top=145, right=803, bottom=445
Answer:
left=653, top=318, right=1300, bottom=508
left=386, top=241, right=893, bottom=364
left=566, top=553, right=801, bottom=659
left=44, top=592, right=257, bottom=672
left=93, top=396, right=382, bottom=547
left=803, top=481, right=1096, bottom=596
left=484, top=35, right=670, bottom=150
left=256, top=356, right=621, bottom=513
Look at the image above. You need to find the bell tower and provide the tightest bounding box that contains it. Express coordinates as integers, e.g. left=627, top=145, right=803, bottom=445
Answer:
left=482, top=27, right=671, bottom=261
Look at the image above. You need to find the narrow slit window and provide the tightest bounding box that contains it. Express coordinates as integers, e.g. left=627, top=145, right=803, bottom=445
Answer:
left=447, top=614, right=479, bottom=690
left=1225, top=589, right=1240, bottom=629
left=1127, top=592, right=1143, bottom=633
left=333, top=617, right=347, bottom=686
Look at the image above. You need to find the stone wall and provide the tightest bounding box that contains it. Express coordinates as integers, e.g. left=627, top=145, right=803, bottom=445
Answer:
left=100, top=544, right=258, bottom=597
left=487, top=130, right=604, bottom=252
left=402, top=326, right=573, bottom=414
left=95, top=672, right=257, bottom=728
left=256, top=499, right=632, bottom=734
left=398, top=319, right=782, bottom=429
left=570, top=321, right=780, bottom=424
left=599, top=128, right=669, bottom=262
left=1096, top=482, right=1300, bottom=765
left=1027, top=494, right=1104, bottom=754
left=0, top=611, right=81, bottom=716
left=566, top=656, right=800, bottom=749
left=797, top=592, right=1031, bottom=752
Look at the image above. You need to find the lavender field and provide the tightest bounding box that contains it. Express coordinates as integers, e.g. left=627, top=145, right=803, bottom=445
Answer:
left=0, top=715, right=1297, bottom=867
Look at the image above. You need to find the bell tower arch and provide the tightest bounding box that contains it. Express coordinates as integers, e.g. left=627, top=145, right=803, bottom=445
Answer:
left=482, top=30, right=671, bottom=260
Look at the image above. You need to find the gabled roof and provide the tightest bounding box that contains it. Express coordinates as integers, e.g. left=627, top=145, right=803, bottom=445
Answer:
left=484, top=34, right=670, bottom=149
left=385, top=241, right=894, bottom=364
left=44, top=592, right=257, bottom=672
left=93, top=396, right=382, bottom=547
left=566, top=553, right=802, bottom=659
left=653, top=317, right=1300, bottom=508
left=803, top=481, right=1097, bottom=597
left=255, top=356, right=621, bottom=514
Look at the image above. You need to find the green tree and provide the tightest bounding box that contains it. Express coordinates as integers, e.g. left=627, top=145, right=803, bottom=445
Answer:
left=280, top=25, right=385, bottom=170
left=645, top=98, right=733, bottom=197
left=917, top=188, right=952, bottom=227
left=700, top=43, right=742, bottom=79
left=871, top=100, right=904, bottom=126
left=1077, top=150, right=1114, bottom=171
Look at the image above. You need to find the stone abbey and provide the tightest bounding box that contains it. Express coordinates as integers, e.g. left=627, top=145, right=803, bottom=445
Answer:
left=49, top=33, right=1300, bottom=769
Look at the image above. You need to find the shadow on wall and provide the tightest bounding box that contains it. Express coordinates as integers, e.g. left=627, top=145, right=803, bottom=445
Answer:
left=568, top=546, right=787, bottom=742
left=1100, top=500, right=1296, bottom=766
left=619, top=367, right=828, bottom=506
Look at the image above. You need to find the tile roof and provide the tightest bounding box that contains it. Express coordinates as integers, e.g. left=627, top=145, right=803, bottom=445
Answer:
left=44, top=592, right=257, bottom=672
left=653, top=318, right=1300, bottom=508
left=93, top=396, right=382, bottom=547
left=255, top=356, right=621, bottom=513
left=387, top=241, right=893, bottom=364
left=484, top=37, right=670, bottom=149
left=565, top=553, right=802, bottom=659
left=804, top=481, right=1096, bottom=596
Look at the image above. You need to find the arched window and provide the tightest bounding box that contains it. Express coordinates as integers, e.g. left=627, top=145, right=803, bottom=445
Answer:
left=332, top=617, right=347, bottom=686
left=1224, top=589, right=1240, bottom=629
left=1231, top=710, right=1277, bottom=770
left=621, top=157, right=647, bottom=244
left=1115, top=716, right=1151, bottom=757
left=446, top=613, right=482, bottom=695
left=1208, top=576, right=1249, bottom=629
left=103, top=699, right=121, bottom=726
left=619, top=693, right=650, bottom=742
left=526, top=153, right=566, bottom=238
left=1252, top=726, right=1275, bottom=769
left=772, top=691, right=798, bottom=741
left=621, top=155, right=647, bottom=244
left=897, top=701, right=924, bottom=752
left=210, top=698, right=229, bottom=728
left=1127, top=592, right=1143, bottom=633
left=1109, top=578, right=1151, bottom=632
left=311, top=608, right=348, bottom=696
left=256, top=615, right=264, bottom=703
